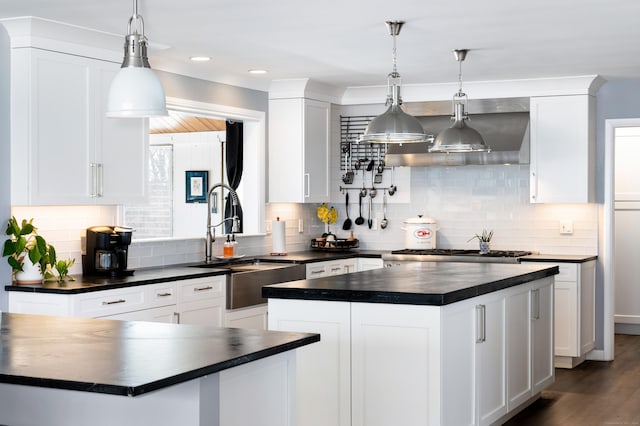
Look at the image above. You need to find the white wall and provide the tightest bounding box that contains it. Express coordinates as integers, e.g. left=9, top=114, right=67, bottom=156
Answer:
left=323, top=164, right=597, bottom=254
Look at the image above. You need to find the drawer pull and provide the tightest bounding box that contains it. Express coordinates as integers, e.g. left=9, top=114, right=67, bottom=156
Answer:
left=102, top=299, right=126, bottom=305
left=194, top=286, right=213, bottom=292
left=331, top=267, right=342, bottom=272
left=310, top=270, right=324, bottom=275
left=157, top=292, right=173, bottom=297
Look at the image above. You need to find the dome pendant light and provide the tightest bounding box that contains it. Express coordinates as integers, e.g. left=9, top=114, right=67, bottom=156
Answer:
left=106, top=0, right=168, bottom=117
left=430, top=49, right=490, bottom=153
left=359, top=21, right=427, bottom=145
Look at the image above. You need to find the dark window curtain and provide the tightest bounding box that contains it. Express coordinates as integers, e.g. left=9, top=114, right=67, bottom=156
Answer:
left=224, top=120, right=244, bottom=233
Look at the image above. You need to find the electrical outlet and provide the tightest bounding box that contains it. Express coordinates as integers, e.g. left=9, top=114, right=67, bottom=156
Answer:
left=560, top=220, right=574, bottom=235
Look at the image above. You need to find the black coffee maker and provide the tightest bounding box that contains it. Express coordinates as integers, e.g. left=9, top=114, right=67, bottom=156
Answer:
left=82, top=226, right=134, bottom=277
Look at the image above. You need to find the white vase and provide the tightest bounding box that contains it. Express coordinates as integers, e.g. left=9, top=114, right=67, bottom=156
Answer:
left=14, top=252, right=43, bottom=285
left=479, top=241, right=491, bottom=255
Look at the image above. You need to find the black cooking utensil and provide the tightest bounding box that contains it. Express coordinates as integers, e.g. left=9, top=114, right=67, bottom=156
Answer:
left=342, top=192, right=352, bottom=230
left=355, top=193, right=365, bottom=225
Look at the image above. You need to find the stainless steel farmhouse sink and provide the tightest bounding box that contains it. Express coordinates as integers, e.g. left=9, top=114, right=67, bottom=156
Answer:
left=190, top=260, right=306, bottom=309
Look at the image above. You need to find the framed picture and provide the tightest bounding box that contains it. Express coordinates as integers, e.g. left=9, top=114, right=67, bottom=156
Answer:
left=185, top=170, right=208, bottom=203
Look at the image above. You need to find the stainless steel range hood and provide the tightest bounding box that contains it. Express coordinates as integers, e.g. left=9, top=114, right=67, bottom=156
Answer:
left=385, top=97, right=530, bottom=166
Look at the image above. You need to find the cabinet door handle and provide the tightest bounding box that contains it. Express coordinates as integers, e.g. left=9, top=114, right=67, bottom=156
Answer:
left=157, top=292, right=173, bottom=297
left=476, top=304, right=486, bottom=343
left=102, top=299, right=126, bottom=305
left=530, top=171, right=537, bottom=201
left=97, top=163, right=104, bottom=197
left=173, top=312, right=180, bottom=324
left=194, top=286, right=213, bottom=292
left=89, top=163, right=98, bottom=197
left=532, top=289, right=541, bottom=320
left=304, top=173, right=310, bottom=198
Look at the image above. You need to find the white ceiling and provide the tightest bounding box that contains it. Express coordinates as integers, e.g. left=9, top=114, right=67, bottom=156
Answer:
left=1, top=0, right=640, bottom=93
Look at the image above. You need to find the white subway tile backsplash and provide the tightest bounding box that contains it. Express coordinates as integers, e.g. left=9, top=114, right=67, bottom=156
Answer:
left=10, top=164, right=599, bottom=273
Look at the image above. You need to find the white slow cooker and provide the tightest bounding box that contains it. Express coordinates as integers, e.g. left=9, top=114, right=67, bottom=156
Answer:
left=402, top=216, right=439, bottom=249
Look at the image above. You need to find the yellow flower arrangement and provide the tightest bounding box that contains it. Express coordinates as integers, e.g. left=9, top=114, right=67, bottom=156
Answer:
left=317, top=203, right=338, bottom=225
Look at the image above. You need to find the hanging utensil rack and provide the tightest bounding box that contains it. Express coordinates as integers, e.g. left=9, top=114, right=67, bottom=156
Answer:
left=340, top=115, right=388, bottom=171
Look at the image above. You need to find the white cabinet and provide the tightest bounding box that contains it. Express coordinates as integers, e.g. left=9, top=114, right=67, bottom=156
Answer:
left=268, top=299, right=351, bottom=426
left=305, top=257, right=378, bottom=279
left=268, top=97, right=330, bottom=203
left=268, top=277, right=554, bottom=426
left=506, top=278, right=554, bottom=411
left=102, top=305, right=177, bottom=323
left=523, top=260, right=595, bottom=368
left=8, top=276, right=227, bottom=327
left=351, top=302, right=442, bottom=426
left=10, top=48, right=147, bottom=205
left=175, top=276, right=226, bottom=327
left=476, top=291, right=508, bottom=425
left=441, top=289, right=508, bottom=426
left=8, top=282, right=177, bottom=321
left=225, top=305, right=268, bottom=330
left=531, top=278, right=555, bottom=393
left=529, top=95, right=595, bottom=203
left=306, top=259, right=348, bottom=278
left=356, top=257, right=383, bottom=271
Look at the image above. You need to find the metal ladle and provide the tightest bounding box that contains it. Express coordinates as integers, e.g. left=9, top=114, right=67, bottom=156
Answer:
left=380, top=191, right=388, bottom=229
left=388, top=166, right=397, bottom=196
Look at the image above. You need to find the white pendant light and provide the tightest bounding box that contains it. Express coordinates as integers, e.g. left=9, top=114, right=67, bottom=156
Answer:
left=430, top=49, right=490, bottom=153
left=106, top=0, right=168, bottom=118
left=359, top=21, right=427, bottom=145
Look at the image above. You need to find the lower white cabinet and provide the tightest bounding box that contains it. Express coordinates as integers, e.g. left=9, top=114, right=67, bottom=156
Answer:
left=268, top=277, right=554, bottom=426
left=356, top=258, right=384, bottom=271
left=523, top=260, right=595, bottom=367
left=268, top=299, right=351, bottom=426
left=102, top=305, right=177, bottom=323
left=175, top=277, right=226, bottom=327
left=225, top=304, right=269, bottom=330
left=8, top=276, right=226, bottom=327
left=505, top=278, right=554, bottom=412
left=305, top=257, right=381, bottom=279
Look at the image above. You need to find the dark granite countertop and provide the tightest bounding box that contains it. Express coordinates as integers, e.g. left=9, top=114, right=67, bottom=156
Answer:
left=4, top=265, right=230, bottom=294
left=0, top=312, right=319, bottom=396
left=263, top=262, right=559, bottom=306
left=4, top=250, right=386, bottom=294
left=520, top=254, right=597, bottom=263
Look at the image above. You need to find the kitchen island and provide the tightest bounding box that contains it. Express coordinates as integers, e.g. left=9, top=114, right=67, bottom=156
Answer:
left=0, top=312, right=319, bottom=426
left=264, top=261, right=559, bottom=426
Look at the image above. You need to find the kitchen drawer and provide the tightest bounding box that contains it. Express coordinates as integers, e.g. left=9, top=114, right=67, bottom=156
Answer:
left=147, top=283, right=178, bottom=308
left=525, top=261, right=577, bottom=282
left=306, top=262, right=330, bottom=278
left=556, top=264, right=578, bottom=282
left=74, top=286, right=148, bottom=318
left=177, top=276, right=226, bottom=303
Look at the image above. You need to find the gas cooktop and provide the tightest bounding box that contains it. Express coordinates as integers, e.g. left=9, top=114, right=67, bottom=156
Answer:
left=390, top=249, right=532, bottom=257
left=383, top=249, right=534, bottom=264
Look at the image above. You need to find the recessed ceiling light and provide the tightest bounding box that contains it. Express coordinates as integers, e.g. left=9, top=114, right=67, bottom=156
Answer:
left=190, top=56, right=211, bottom=62
left=248, top=69, right=268, bottom=74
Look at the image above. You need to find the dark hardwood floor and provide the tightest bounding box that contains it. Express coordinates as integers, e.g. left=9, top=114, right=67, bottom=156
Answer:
left=505, top=334, right=640, bottom=425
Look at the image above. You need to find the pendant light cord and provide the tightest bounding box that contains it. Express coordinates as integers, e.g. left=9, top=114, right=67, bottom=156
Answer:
left=391, top=30, right=398, bottom=77
left=458, top=58, right=463, bottom=94
left=128, top=0, right=145, bottom=37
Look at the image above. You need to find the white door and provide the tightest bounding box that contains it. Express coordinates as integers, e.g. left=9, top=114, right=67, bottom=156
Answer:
left=614, top=127, right=640, bottom=327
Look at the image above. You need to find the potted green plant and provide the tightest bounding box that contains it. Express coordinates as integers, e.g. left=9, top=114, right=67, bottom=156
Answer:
left=468, top=229, right=493, bottom=254
left=3, top=216, right=56, bottom=284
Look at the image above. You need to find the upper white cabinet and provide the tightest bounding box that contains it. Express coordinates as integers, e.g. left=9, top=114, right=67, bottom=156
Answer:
left=10, top=47, right=147, bottom=205
left=529, top=95, right=595, bottom=203
left=268, top=97, right=330, bottom=203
